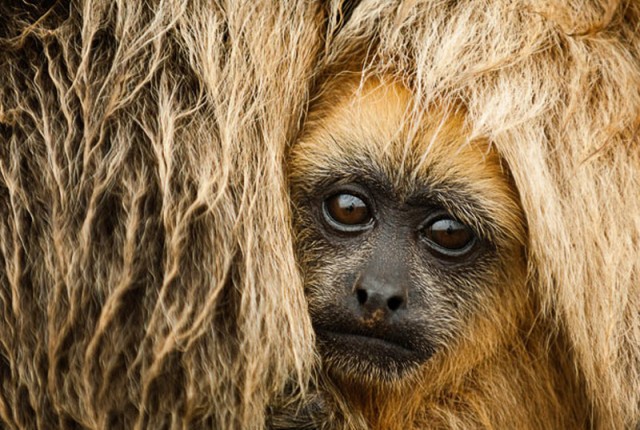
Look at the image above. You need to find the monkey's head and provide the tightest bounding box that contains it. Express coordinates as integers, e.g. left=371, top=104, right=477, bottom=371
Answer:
left=289, top=76, right=526, bottom=385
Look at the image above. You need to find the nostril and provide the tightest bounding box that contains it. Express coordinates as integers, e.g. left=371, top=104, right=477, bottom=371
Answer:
left=387, top=295, right=403, bottom=311
left=356, top=288, right=368, bottom=305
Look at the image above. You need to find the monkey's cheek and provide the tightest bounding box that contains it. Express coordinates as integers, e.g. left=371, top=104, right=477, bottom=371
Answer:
left=315, top=329, right=434, bottom=382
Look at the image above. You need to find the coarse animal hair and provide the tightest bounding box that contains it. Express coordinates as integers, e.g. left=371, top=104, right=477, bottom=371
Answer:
left=0, top=1, right=322, bottom=428
left=0, top=0, right=638, bottom=429
left=273, top=1, right=640, bottom=429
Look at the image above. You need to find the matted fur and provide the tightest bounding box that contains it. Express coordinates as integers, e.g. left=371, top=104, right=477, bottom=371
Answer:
left=0, top=0, right=638, bottom=429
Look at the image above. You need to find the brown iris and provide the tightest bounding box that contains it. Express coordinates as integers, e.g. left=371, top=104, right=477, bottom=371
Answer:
left=324, top=193, right=371, bottom=227
left=424, top=218, right=474, bottom=251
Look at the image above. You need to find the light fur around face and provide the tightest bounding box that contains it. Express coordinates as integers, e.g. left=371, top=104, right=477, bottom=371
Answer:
left=280, top=0, right=639, bottom=427
left=285, top=77, right=589, bottom=429
left=333, top=2, right=638, bottom=427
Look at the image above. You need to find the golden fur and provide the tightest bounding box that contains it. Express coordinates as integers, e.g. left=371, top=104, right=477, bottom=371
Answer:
left=286, top=76, right=589, bottom=429
left=286, top=0, right=640, bottom=427
left=0, top=0, right=638, bottom=429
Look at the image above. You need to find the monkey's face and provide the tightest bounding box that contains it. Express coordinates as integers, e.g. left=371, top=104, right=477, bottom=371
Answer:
left=289, top=78, right=525, bottom=383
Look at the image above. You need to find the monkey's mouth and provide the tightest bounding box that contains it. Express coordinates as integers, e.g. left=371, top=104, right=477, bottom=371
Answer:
left=313, top=322, right=434, bottom=379
left=317, top=329, right=417, bottom=359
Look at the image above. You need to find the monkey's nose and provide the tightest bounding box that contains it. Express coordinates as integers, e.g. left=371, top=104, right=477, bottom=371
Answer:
left=354, top=275, right=407, bottom=316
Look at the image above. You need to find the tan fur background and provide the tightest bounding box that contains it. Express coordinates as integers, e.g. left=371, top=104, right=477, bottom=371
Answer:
left=1, top=1, right=638, bottom=428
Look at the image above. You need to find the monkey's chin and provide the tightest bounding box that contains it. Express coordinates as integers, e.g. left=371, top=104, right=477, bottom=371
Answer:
left=315, top=329, right=432, bottom=383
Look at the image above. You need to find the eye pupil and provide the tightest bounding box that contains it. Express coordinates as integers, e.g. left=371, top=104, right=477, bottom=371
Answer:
left=325, top=193, right=371, bottom=227
left=425, top=218, right=474, bottom=252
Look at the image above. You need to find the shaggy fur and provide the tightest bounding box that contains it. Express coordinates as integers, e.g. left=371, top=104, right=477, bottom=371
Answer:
left=1, top=0, right=639, bottom=429
left=279, top=1, right=639, bottom=429
left=0, top=1, right=321, bottom=428
left=281, top=75, right=588, bottom=429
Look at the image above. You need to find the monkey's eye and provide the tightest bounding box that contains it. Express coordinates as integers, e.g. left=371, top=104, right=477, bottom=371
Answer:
left=422, top=217, right=475, bottom=257
left=323, top=193, right=372, bottom=231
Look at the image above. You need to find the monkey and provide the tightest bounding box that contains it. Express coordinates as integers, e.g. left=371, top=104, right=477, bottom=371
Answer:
left=276, top=75, right=593, bottom=429
left=290, top=77, right=526, bottom=383
left=2, top=0, right=639, bottom=429
left=268, top=0, right=640, bottom=427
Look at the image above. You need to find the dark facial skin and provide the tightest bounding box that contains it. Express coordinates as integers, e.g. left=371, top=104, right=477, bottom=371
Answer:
left=291, top=171, right=505, bottom=382
left=289, top=78, right=524, bottom=385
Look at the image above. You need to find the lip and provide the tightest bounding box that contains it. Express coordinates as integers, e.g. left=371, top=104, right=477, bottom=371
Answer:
left=314, top=328, right=428, bottom=380
left=315, top=328, right=418, bottom=359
